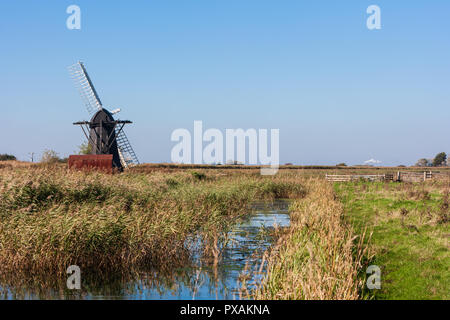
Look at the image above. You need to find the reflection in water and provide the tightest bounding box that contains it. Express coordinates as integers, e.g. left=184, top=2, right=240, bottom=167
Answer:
left=0, top=200, right=290, bottom=300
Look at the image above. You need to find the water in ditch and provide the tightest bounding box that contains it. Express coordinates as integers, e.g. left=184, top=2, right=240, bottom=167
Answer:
left=0, top=200, right=290, bottom=300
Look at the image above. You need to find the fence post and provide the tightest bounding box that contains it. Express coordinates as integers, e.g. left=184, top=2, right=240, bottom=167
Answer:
left=424, top=171, right=427, bottom=182
left=397, top=171, right=401, bottom=182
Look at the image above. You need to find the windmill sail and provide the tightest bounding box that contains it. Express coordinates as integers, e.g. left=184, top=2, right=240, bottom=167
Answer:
left=68, top=61, right=103, bottom=114
left=115, top=128, right=139, bottom=168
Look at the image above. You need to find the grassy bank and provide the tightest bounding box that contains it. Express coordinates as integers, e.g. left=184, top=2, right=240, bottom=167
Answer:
left=335, top=181, right=450, bottom=299
left=0, top=165, right=305, bottom=276
left=255, top=179, right=368, bottom=300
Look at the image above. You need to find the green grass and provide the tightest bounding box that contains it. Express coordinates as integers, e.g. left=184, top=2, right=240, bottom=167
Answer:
left=335, top=181, right=450, bottom=300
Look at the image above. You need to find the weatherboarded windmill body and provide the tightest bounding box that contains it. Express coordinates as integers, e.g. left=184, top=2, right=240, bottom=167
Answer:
left=68, top=61, right=139, bottom=171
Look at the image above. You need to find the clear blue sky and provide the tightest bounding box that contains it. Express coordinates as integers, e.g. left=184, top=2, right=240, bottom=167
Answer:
left=1, top=1, right=449, bottom=165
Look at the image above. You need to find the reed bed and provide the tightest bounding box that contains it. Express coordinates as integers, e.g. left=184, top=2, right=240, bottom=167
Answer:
left=254, top=178, right=369, bottom=300
left=0, top=164, right=305, bottom=277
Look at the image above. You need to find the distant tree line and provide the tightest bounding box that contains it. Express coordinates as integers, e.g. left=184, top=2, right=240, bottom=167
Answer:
left=3, top=148, right=450, bottom=167
left=0, top=154, right=16, bottom=161
left=416, top=152, right=448, bottom=167
left=40, top=149, right=68, bottom=164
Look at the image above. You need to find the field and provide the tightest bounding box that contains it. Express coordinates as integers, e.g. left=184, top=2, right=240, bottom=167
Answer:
left=335, top=181, right=449, bottom=299
left=0, top=161, right=448, bottom=299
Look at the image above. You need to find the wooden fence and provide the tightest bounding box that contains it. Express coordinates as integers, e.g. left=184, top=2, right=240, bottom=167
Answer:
left=326, top=171, right=449, bottom=183
left=396, top=171, right=432, bottom=183
left=325, top=174, right=386, bottom=182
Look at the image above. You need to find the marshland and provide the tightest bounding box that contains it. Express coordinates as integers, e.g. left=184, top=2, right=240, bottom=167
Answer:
left=0, top=161, right=448, bottom=299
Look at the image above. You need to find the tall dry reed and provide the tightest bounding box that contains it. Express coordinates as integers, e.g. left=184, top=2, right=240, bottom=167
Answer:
left=0, top=165, right=305, bottom=276
left=254, top=178, right=370, bottom=300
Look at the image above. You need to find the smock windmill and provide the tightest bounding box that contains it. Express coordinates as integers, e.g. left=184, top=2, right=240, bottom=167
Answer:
left=68, top=61, right=139, bottom=170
